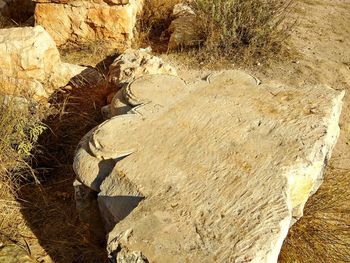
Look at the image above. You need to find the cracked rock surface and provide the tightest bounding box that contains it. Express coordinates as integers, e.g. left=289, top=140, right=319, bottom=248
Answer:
left=0, top=26, right=86, bottom=100
left=74, top=70, right=344, bottom=262
left=34, top=0, right=143, bottom=47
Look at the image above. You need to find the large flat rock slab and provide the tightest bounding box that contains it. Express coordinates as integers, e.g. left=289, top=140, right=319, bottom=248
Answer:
left=74, top=71, right=344, bottom=262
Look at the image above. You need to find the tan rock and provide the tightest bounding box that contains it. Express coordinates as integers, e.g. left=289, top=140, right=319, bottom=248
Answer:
left=0, top=26, right=60, bottom=82
left=74, top=71, right=344, bottom=262
left=34, top=0, right=143, bottom=47
left=108, top=48, right=177, bottom=87
left=0, top=75, right=48, bottom=100
left=101, top=89, right=132, bottom=119
left=0, top=26, right=86, bottom=99
left=48, top=62, right=87, bottom=93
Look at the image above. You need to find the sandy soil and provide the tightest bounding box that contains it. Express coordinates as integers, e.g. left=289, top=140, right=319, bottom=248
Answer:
left=1, top=0, right=349, bottom=262
left=266, top=0, right=350, bottom=261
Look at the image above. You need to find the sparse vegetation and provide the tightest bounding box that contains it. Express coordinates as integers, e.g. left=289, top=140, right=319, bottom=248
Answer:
left=187, top=0, right=295, bottom=64
left=60, top=40, right=122, bottom=67
left=0, top=15, right=15, bottom=29
left=279, top=167, right=350, bottom=262
left=136, top=0, right=295, bottom=65
left=0, top=92, right=46, bottom=242
left=0, top=81, right=109, bottom=261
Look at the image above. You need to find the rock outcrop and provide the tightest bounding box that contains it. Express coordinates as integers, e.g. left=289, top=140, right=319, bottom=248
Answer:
left=73, top=70, right=344, bottom=262
left=0, top=26, right=85, bottom=100
left=34, top=0, right=143, bottom=47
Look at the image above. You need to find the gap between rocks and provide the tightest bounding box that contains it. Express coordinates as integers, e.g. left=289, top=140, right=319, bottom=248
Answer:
left=16, top=56, right=118, bottom=262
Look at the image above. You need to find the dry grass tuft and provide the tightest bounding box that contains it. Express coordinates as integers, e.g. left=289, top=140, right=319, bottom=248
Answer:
left=279, top=166, right=350, bottom=262
left=59, top=40, right=123, bottom=67
left=0, top=15, right=16, bottom=29
left=0, top=69, right=110, bottom=261
left=0, top=92, right=47, bottom=244
left=187, top=0, right=295, bottom=65
left=15, top=68, right=112, bottom=262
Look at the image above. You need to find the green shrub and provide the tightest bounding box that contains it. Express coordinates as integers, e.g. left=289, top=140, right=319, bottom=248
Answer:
left=188, top=0, right=295, bottom=64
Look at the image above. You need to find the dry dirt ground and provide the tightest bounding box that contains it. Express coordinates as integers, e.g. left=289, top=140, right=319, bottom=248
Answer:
left=271, top=1, right=350, bottom=261
left=0, top=0, right=349, bottom=262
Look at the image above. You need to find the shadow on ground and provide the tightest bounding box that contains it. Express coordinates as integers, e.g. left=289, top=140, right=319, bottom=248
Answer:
left=17, top=56, right=118, bottom=263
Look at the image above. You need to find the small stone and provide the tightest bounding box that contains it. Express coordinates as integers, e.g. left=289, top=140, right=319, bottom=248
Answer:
left=171, top=203, right=178, bottom=208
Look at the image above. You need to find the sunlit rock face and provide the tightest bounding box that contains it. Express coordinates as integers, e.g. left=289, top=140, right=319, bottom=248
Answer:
left=0, top=26, right=86, bottom=100
left=34, top=0, right=143, bottom=47
left=73, top=70, right=344, bottom=262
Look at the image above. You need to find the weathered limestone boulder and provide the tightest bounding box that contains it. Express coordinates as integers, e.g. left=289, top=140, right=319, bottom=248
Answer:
left=167, top=3, right=204, bottom=50
left=34, top=0, right=143, bottom=47
left=0, top=26, right=86, bottom=99
left=108, top=48, right=177, bottom=87
left=102, top=48, right=177, bottom=118
left=74, top=71, right=344, bottom=262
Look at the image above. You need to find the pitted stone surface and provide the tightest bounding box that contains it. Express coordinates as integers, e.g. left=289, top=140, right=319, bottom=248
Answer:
left=75, top=74, right=191, bottom=190
left=108, top=48, right=177, bottom=87
left=74, top=70, right=344, bottom=262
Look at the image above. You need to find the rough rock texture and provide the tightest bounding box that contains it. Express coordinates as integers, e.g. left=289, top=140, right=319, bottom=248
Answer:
left=0, top=26, right=86, bottom=99
left=74, top=71, right=344, bottom=262
left=102, top=48, right=178, bottom=118
left=108, top=48, right=177, bottom=87
left=34, top=0, right=143, bottom=47
left=167, top=3, right=204, bottom=50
